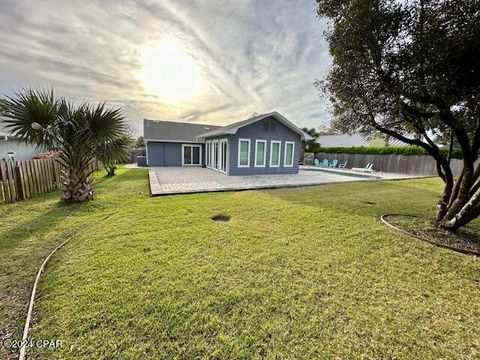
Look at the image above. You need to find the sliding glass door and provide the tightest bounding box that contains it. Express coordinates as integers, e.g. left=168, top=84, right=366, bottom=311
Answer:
left=219, top=139, right=228, bottom=173
left=207, top=139, right=228, bottom=173
left=182, top=145, right=201, bottom=166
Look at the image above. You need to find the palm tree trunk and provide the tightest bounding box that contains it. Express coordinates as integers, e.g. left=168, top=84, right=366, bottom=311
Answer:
left=62, top=168, right=93, bottom=202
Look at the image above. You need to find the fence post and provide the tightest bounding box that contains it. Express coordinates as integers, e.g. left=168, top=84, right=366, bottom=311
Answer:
left=14, top=164, right=24, bottom=201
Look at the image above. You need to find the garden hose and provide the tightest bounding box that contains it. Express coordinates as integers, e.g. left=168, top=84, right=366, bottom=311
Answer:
left=18, top=213, right=115, bottom=360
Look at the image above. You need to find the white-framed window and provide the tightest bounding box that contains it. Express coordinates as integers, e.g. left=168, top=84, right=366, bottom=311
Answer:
left=284, top=141, right=295, bottom=167
left=182, top=144, right=202, bottom=166
left=238, top=138, right=251, bottom=168
left=270, top=140, right=281, bottom=167
left=206, top=141, right=211, bottom=168
left=255, top=139, right=267, bottom=167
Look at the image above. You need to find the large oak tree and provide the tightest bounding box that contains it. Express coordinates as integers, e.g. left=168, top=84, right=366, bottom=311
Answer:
left=316, top=0, right=480, bottom=231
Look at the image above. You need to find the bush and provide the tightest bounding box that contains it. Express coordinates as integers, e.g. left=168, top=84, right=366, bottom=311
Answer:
left=33, top=151, right=62, bottom=160
left=315, top=146, right=462, bottom=159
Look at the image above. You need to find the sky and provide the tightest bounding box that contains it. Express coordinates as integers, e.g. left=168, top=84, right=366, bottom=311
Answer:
left=0, top=0, right=332, bottom=135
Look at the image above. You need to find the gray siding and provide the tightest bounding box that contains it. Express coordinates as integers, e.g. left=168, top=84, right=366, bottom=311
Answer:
left=147, top=141, right=204, bottom=167
left=206, top=116, right=301, bottom=175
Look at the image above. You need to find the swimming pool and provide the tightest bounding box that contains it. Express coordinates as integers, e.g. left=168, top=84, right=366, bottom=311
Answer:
left=301, top=166, right=381, bottom=179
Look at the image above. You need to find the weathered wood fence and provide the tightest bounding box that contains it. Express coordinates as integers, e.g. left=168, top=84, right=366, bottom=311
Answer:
left=314, top=152, right=464, bottom=176
left=0, top=159, right=98, bottom=204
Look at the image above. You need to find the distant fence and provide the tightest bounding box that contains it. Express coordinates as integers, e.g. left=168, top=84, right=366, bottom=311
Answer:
left=314, top=152, right=463, bottom=176
left=0, top=158, right=98, bottom=204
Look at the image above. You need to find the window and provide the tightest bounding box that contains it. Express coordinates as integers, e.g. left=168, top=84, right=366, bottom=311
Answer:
left=270, top=140, right=281, bottom=167
left=238, top=138, right=251, bottom=167
left=255, top=140, right=266, bottom=167
left=182, top=144, right=201, bottom=166
left=284, top=141, right=295, bottom=167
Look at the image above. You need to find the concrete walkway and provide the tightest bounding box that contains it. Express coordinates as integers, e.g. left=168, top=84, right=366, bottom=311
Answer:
left=148, top=167, right=416, bottom=196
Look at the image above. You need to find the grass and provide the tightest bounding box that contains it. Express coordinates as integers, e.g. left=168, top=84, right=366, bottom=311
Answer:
left=1, top=167, right=479, bottom=359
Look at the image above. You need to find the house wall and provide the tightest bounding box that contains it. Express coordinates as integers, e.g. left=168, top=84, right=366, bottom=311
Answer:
left=0, top=139, right=38, bottom=161
left=206, top=116, right=301, bottom=176
left=146, top=141, right=205, bottom=167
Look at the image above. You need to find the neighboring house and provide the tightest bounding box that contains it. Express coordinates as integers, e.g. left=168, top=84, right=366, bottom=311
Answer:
left=317, top=133, right=408, bottom=147
left=144, top=111, right=312, bottom=175
left=0, top=122, right=38, bottom=161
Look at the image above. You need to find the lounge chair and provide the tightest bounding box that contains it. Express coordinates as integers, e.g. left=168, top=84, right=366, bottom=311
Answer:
left=321, top=159, right=329, bottom=167
left=329, top=159, right=338, bottom=168
left=352, top=163, right=374, bottom=173
left=314, top=159, right=321, bottom=167
left=338, top=160, right=348, bottom=168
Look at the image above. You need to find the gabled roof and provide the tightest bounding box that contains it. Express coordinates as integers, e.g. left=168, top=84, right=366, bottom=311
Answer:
left=144, top=119, right=220, bottom=143
left=196, top=111, right=313, bottom=141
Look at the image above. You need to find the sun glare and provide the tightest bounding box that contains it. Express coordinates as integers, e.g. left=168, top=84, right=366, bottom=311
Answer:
left=141, top=38, right=201, bottom=101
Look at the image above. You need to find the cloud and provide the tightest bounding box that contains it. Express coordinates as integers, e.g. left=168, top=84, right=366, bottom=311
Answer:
left=0, top=0, right=331, bottom=134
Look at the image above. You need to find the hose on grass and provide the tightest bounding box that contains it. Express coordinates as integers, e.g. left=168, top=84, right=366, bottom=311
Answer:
left=18, top=213, right=115, bottom=360
left=380, top=213, right=480, bottom=257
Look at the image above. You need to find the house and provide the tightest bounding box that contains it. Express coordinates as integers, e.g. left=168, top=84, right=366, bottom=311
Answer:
left=316, top=133, right=407, bottom=147
left=144, top=111, right=312, bottom=175
left=0, top=122, right=38, bottom=161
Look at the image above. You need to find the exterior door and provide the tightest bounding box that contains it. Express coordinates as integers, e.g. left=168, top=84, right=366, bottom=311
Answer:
left=182, top=144, right=201, bottom=166
left=212, top=140, right=219, bottom=170
left=219, top=139, right=228, bottom=173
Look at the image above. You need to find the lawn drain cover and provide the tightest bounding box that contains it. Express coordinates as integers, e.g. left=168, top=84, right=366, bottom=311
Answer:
left=211, top=214, right=231, bottom=223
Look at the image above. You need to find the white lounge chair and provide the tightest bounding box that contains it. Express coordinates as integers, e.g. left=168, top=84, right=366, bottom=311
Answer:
left=338, top=160, right=348, bottom=168
left=352, top=163, right=374, bottom=173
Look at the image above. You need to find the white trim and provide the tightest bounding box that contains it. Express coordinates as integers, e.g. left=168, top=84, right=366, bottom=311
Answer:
left=283, top=141, right=295, bottom=167
left=269, top=140, right=281, bottom=167
left=181, top=144, right=202, bottom=166
left=237, top=138, right=251, bottom=168
left=206, top=140, right=212, bottom=168
left=196, top=111, right=313, bottom=141
left=146, top=141, right=149, bottom=166
left=212, top=140, right=219, bottom=170
left=254, top=139, right=267, bottom=168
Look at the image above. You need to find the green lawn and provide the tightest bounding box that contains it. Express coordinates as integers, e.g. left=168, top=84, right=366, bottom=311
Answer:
left=1, top=168, right=479, bottom=359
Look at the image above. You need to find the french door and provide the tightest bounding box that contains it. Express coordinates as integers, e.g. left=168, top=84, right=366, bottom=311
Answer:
left=219, top=139, right=228, bottom=173
left=209, top=139, right=228, bottom=173
left=182, top=144, right=201, bottom=166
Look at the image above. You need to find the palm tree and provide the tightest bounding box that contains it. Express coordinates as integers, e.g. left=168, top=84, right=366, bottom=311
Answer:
left=96, top=133, right=133, bottom=176
left=2, top=89, right=127, bottom=202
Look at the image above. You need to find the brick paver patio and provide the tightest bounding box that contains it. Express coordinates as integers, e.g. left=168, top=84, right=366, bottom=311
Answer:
left=148, top=167, right=413, bottom=196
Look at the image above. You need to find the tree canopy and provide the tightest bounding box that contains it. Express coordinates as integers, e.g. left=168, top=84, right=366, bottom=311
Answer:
left=316, top=0, right=480, bottom=230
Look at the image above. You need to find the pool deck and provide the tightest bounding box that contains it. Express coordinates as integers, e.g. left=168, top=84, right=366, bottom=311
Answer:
left=148, top=166, right=419, bottom=196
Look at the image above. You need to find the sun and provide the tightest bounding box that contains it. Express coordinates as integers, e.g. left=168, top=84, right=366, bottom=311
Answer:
left=141, top=38, right=201, bottom=101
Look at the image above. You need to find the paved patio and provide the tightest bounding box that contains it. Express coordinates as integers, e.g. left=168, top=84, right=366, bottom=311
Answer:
left=148, top=166, right=416, bottom=196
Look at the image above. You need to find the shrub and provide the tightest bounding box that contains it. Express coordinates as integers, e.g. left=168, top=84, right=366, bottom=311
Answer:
left=315, top=146, right=462, bottom=159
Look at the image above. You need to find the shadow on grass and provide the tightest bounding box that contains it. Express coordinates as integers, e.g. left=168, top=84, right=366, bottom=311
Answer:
left=261, top=179, right=442, bottom=221
left=0, top=200, right=94, bottom=250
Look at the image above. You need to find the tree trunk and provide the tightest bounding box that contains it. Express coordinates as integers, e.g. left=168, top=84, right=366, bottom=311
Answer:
left=434, top=159, right=480, bottom=232
left=62, top=168, right=93, bottom=202
left=105, top=165, right=116, bottom=177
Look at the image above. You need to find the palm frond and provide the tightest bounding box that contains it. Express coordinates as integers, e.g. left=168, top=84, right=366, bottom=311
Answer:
left=85, top=103, right=125, bottom=142
left=1, top=88, right=59, bottom=148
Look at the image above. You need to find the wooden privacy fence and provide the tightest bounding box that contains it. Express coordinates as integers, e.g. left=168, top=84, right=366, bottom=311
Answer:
left=314, top=152, right=464, bottom=176
left=0, top=158, right=98, bottom=204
